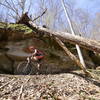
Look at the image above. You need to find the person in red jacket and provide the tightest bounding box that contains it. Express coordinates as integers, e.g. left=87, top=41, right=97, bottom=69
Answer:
left=28, top=46, right=44, bottom=69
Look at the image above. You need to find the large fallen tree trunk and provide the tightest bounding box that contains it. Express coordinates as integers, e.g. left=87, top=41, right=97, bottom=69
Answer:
left=17, top=13, right=100, bottom=53
left=29, top=21, right=100, bottom=53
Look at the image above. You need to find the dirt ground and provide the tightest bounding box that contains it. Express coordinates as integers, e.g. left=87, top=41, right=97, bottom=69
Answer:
left=0, top=71, right=100, bottom=100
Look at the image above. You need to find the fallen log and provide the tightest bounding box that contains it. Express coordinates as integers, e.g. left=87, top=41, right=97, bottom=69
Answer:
left=55, top=37, right=93, bottom=77
left=16, top=13, right=100, bottom=53
left=29, top=21, right=100, bottom=53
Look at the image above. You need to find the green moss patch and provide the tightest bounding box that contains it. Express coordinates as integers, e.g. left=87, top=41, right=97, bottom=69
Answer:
left=0, top=22, right=33, bottom=34
left=8, top=24, right=33, bottom=34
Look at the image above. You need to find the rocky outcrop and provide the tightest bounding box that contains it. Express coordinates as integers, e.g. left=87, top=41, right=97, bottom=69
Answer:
left=0, top=22, right=98, bottom=74
left=0, top=52, right=13, bottom=74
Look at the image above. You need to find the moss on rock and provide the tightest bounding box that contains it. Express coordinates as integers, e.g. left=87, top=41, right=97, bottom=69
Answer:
left=7, top=23, right=33, bottom=34
left=0, top=22, right=34, bottom=41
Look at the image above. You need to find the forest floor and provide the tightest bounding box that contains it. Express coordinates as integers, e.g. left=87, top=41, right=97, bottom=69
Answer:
left=0, top=71, right=100, bottom=100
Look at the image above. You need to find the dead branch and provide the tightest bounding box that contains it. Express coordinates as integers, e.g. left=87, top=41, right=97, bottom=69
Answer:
left=18, top=76, right=31, bottom=100
left=32, top=8, right=47, bottom=22
left=0, top=1, right=20, bottom=19
left=16, top=12, right=100, bottom=53
left=0, top=78, right=15, bottom=89
left=10, top=0, right=19, bottom=17
left=55, top=37, right=93, bottom=77
left=30, top=21, right=100, bottom=53
left=17, top=9, right=47, bottom=24
left=27, top=0, right=32, bottom=13
left=0, top=2, right=16, bottom=12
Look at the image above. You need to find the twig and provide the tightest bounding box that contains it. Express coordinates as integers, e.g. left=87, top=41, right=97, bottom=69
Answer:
left=5, top=0, right=16, bottom=13
left=10, top=0, right=19, bottom=17
left=8, top=13, right=18, bottom=20
left=0, top=1, right=20, bottom=19
left=0, top=78, right=15, bottom=89
left=32, top=8, right=47, bottom=22
left=18, top=77, right=31, bottom=100
left=18, top=84, right=24, bottom=100
left=27, top=0, right=32, bottom=13
left=0, top=2, right=15, bottom=12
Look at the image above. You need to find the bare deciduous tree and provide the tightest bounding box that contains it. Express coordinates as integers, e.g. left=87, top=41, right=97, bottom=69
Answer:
left=0, top=0, right=32, bottom=22
left=90, top=12, right=100, bottom=40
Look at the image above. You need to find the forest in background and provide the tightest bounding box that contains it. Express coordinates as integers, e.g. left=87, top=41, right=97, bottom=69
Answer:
left=0, top=0, right=100, bottom=40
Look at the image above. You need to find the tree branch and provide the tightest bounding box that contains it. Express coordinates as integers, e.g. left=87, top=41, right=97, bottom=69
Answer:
left=32, top=8, right=47, bottom=22
left=55, top=37, right=93, bottom=77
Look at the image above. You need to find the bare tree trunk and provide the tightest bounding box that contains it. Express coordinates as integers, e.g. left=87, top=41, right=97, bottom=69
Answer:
left=60, top=0, right=86, bottom=68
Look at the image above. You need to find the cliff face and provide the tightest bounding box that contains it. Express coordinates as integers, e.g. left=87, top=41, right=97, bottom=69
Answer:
left=0, top=22, right=96, bottom=74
